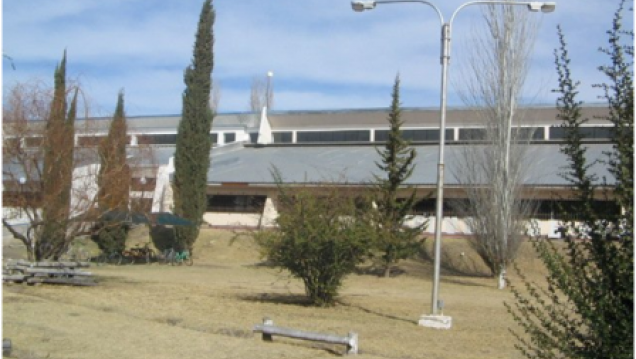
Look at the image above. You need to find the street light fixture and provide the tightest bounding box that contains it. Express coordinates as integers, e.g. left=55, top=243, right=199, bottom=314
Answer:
left=352, top=1, right=376, bottom=11
left=352, top=0, right=555, bottom=328
left=527, top=1, right=556, bottom=12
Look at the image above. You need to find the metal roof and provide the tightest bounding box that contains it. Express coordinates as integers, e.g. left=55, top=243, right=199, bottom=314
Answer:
left=14, top=105, right=610, bottom=135
left=71, top=113, right=261, bottom=134
left=267, top=106, right=610, bottom=130
left=207, top=143, right=613, bottom=187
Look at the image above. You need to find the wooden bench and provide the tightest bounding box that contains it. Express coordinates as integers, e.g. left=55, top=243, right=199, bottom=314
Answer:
left=3, top=260, right=96, bottom=286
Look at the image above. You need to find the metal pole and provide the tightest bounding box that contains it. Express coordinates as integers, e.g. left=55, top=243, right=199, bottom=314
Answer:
left=431, top=22, right=451, bottom=315
left=18, top=177, right=26, bottom=217
left=266, top=71, right=274, bottom=110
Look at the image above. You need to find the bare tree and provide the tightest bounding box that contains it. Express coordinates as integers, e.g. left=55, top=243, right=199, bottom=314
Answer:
left=210, top=79, right=221, bottom=114
left=3, top=82, right=154, bottom=261
left=249, top=73, right=274, bottom=113
left=2, top=79, right=98, bottom=260
left=452, top=3, right=539, bottom=289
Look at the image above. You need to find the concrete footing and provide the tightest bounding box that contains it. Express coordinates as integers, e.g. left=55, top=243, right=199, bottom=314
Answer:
left=418, top=315, right=452, bottom=329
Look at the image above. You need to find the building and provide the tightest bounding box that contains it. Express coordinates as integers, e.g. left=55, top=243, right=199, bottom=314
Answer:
left=3, top=104, right=618, bottom=237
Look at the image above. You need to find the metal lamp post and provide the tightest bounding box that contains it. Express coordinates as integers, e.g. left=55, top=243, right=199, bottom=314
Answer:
left=351, top=0, right=555, bottom=328
left=266, top=71, right=274, bottom=110
left=139, top=176, right=148, bottom=212
left=18, top=177, right=26, bottom=217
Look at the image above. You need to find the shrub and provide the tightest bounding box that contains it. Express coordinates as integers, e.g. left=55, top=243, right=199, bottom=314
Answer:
left=91, top=220, right=129, bottom=254
left=254, top=175, right=373, bottom=306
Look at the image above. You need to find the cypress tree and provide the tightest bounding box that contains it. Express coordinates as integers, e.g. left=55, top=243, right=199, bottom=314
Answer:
left=372, top=74, right=425, bottom=277
left=173, top=0, right=215, bottom=252
left=39, top=50, right=78, bottom=260
left=93, top=91, right=131, bottom=254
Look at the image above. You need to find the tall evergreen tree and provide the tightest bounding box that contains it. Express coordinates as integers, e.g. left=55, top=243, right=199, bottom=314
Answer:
left=372, top=75, right=425, bottom=277
left=38, top=50, right=78, bottom=260
left=93, top=91, right=131, bottom=254
left=173, top=0, right=215, bottom=252
left=507, top=2, right=633, bottom=358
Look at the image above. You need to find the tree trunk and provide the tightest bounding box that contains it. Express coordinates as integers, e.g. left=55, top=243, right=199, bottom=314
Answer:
left=497, top=265, right=507, bottom=290
left=384, top=265, right=391, bottom=278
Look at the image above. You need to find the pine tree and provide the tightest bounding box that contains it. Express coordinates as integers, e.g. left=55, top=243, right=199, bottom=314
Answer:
left=38, top=50, right=78, bottom=260
left=93, top=91, right=131, bottom=254
left=173, top=0, right=215, bottom=252
left=372, top=75, right=425, bottom=277
left=507, top=2, right=633, bottom=357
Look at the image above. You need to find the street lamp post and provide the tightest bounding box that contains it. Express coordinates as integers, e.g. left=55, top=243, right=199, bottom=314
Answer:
left=266, top=71, right=274, bottom=110
left=18, top=177, right=26, bottom=217
left=351, top=0, right=555, bottom=328
left=139, top=176, right=148, bottom=212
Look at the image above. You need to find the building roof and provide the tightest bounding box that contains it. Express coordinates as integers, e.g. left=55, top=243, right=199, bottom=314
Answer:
left=267, top=105, right=610, bottom=130
left=75, top=113, right=261, bottom=134
left=13, top=105, right=610, bottom=135
left=206, top=143, right=613, bottom=187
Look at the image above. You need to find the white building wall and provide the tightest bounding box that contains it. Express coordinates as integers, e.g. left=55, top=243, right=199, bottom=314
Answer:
left=203, top=212, right=262, bottom=227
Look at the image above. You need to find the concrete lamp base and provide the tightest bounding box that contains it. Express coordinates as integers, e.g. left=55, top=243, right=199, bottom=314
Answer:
left=418, top=314, right=452, bottom=329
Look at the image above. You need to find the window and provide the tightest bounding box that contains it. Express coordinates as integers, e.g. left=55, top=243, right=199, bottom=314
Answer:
left=25, top=137, right=43, bottom=147
left=249, top=133, right=259, bottom=143
left=273, top=132, right=293, bottom=143
left=550, top=126, right=613, bottom=140
left=224, top=133, right=236, bottom=143
left=375, top=129, right=453, bottom=142
left=458, top=128, right=487, bottom=141
left=207, top=195, right=267, bottom=213
left=78, top=136, right=104, bottom=146
left=3, top=138, right=20, bottom=150
left=412, top=198, right=460, bottom=216
left=296, top=130, right=370, bottom=143
left=130, top=198, right=153, bottom=213
left=137, top=134, right=177, bottom=145
left=513, top=127, right=545, bottom=140
left=210, top=133, right=218, bottom=145
left=2, top=181, right=42, bottom=207
left=533, top=200, right=621, bottom=221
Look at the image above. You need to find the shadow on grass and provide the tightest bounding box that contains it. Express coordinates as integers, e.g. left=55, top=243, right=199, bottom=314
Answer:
left=261, top=336, right=346, bottom=357
left=237, top=292, right=315, bottom=307
left=440, top=275, right=493, bottom=287
left=418, top=245, right=492, bottom=279
left=337, top=300, right=417, bottom=325
left=353, top=265, right=407, bottom=278
left=243, top=260, right=276, bottom=268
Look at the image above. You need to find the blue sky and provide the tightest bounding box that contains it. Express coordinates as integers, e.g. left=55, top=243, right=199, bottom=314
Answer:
left=2, top=0, right=631, bottom=117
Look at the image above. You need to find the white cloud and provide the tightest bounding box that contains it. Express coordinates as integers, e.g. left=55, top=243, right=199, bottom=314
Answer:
left=3, top=0, right=630, bottom=116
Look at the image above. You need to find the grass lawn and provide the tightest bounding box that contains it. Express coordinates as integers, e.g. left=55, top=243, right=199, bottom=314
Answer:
left=2, top=227, right=549, bottom=359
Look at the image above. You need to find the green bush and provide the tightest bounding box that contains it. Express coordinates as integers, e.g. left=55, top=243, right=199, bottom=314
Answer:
left=254, top=182, right=373, bottom=306
left=91, top=220, right=129, bottom=254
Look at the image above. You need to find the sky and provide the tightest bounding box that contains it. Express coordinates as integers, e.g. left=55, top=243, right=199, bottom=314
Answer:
left=2, top=0, right=632, bottom=117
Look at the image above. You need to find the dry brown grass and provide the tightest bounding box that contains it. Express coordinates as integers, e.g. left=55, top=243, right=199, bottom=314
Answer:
left=3, top=227, right=552, bottom=359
